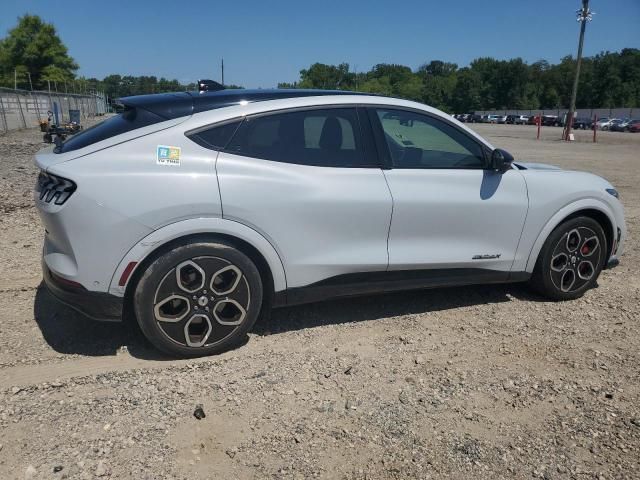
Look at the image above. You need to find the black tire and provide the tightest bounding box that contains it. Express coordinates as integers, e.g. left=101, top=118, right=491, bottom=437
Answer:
left=530, top=216, right=606, bottom=301
left=133, top=239, right=263, bottom=357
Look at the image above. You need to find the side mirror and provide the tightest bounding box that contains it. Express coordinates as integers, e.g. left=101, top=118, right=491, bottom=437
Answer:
left=491, top=148, right=514, bottom=172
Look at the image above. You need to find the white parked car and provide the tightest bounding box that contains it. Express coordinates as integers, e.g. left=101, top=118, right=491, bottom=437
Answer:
left=34, top=88, right=626, bottom=357
left=596, top=117, right=620, bottom=130
left=514, top=115, right=529, bottom=125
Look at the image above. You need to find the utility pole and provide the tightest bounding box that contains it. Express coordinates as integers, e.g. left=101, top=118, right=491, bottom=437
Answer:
left=221, top=58, right=225, bottom=86
left=14, top=69, right=17, bottom=89
left=354, top=64, right=358, bottom=91
left=564, top=0, right=594, bottom=141
left=27, top=72, right=33, bottom=91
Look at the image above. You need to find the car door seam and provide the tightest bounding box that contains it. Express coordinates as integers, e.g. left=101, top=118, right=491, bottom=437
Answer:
left=214, top=150, right=224, bottom=218
left=380, top=169, right=395, bottom=272
left=509, top=171, right=531, bottom=276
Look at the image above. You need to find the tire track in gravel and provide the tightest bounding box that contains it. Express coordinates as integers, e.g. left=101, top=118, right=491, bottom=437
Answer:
left=0, top=355, right=193, bottom=389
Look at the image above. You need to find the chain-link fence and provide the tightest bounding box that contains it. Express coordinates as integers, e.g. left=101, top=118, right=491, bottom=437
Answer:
left=0, top=87, right=108, bottom=134
left=473, top=107, right=637, bottom=119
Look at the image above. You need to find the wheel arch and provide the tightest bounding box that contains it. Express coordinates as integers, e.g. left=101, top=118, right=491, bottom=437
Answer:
left=525, top=201, right=615, bottom=272
left=109, top=217, right=287, bottom=300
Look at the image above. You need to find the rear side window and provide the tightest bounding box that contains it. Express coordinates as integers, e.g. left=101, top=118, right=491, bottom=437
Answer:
left=224, top=108, right=367, bottom=167
left=187, top=120, right=243, bottom=150
left=56, top=107, right=165, bottom=153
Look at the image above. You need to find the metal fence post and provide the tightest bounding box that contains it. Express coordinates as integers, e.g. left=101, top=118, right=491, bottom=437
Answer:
left=15, top=91, right=27, bottom=128
left=0, top=94, right=8, bottom=133
left=47, top=90, right=55, bottom=122
left=31, top=91, right=42, bottom=123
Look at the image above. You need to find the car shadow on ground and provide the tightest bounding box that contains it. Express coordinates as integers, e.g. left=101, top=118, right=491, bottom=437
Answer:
left=33, top=281, right=548, bottom=359
left=255, top=282, right=546, bottom=336
left=33, top=283, right=168, bottom=360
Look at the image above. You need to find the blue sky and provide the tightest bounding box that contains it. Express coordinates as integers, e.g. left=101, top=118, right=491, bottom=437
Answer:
left=1, top=0, right=639, bottom=88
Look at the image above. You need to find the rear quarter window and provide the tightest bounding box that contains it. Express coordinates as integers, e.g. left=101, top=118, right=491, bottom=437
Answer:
left=186, top=120, right=243, bottom=150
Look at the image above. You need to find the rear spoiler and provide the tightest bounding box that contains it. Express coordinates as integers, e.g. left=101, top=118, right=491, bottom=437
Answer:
left=116, top=79, right=226, bottom=120
left=116, top=92, right=194, bottom=121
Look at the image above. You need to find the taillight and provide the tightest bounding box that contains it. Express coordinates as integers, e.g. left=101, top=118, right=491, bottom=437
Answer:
left=36, top=171, right=76, bottom=205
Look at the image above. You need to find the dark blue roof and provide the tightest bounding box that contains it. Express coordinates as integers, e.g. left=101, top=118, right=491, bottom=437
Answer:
left=118, top=89, right=369, bottom=120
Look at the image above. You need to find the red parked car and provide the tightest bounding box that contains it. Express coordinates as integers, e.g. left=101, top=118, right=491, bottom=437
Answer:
left=627, top=119, right=640, bottom=132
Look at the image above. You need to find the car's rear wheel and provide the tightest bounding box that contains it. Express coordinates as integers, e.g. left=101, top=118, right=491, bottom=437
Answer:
left=530, top=217, right=606, bottom=300
left=133, top=240, right=263, bottom=357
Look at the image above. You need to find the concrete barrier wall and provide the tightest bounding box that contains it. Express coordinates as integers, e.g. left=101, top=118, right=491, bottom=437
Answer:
left=0, top=87, right=108, bottom=133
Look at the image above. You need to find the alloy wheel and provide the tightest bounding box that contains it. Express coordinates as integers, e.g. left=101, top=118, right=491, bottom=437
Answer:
left=152, top=256, right=250, bottom=348
left=549, top=226, right=601, bottom=293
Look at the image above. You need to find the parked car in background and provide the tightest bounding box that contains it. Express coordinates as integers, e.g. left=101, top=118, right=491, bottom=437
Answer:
left=469, top=113, right=483, bottom=123
left=487, top=114, right=501, bottom=124
left=595, top=118, right=622, bottom=130
left=527, top=115, right=540, bottom=125
left=497, top=115, right=508, bottom=124
left=514, top=115, right=529, bottom=125
left=610, top=118, right=632, bottom=132
left=627, top=119, right=640, bottom=132
left=542, top=115, right=558, bottom=127
left=573, top=117, right=594, bottom=130
left=505, top=114, right=517, bottom=124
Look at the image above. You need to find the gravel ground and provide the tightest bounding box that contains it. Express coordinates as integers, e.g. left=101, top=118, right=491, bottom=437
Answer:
left=0, top=121, right=638, bottom=479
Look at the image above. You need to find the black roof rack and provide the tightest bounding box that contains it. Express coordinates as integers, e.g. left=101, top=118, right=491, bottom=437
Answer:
left=118, top=89, right=369, bottom=121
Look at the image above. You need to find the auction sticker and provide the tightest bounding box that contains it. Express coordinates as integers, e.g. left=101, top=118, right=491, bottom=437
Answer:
left=156, top=145, right=181, bottom=166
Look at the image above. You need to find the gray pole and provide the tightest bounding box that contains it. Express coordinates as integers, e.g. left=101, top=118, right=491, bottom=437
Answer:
left=565, top=0, right=591, bottom=141
left=14, top=69, right=17, bottom=90
left=27, top=72, right=33, bottom=91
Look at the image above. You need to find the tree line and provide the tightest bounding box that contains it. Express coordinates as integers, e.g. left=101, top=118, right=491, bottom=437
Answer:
left=2, top=14, right=638, bottom=112
left=279, top=50, right=640, bottom=112
left=0, top=15, right=207, bottom=96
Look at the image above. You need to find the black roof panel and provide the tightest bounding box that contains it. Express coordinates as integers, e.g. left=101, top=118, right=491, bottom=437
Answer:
left=118, top=89, right=370, bottom=120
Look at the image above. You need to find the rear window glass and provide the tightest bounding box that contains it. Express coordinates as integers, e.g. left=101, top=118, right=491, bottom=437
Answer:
left=56, top=107, right=166, bottom=153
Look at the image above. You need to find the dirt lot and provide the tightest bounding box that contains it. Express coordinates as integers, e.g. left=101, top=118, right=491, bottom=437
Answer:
left=0, top=121, right=638, bottom=479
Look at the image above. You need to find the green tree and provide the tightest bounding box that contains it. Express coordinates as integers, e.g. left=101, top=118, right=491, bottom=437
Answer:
left=0, top=14, right=78, bottom=88
left=279, top=48, right=640, bottom=111
left=295, top=63, right=353, bottom=89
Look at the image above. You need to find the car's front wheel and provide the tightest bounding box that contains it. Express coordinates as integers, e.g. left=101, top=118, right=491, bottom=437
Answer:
left=133, top=239, right=263, bottom=357
left=530, top=217, right=606, bottom=300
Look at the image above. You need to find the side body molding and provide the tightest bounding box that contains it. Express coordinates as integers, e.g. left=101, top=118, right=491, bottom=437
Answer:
left=517, top=198, right=617, bottom=273
left=108, top=217, right=288, bottom=296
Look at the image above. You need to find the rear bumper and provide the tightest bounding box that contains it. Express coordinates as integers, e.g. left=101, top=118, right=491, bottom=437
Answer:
left=43, top=260, right=123, bottom=322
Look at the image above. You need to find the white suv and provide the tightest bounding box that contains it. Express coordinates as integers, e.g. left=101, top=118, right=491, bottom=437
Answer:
left=34, top=89, right=626, bottom=357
